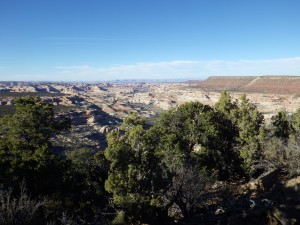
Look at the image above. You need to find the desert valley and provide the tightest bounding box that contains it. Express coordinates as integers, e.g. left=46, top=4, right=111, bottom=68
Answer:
left=1, top=76, right=300, bottom=151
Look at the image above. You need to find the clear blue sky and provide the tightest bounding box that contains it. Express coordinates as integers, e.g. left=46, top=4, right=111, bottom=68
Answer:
left=1, top=0, right=300, bottom=81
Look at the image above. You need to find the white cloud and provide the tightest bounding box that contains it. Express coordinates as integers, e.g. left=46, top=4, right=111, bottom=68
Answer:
left=54, top=57, right=300, bottom=81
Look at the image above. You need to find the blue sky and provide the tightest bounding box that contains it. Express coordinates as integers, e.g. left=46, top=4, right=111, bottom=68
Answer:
left=1, top=0, right=300, bottom=81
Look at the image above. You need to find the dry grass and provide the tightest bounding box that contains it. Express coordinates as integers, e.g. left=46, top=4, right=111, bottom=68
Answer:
left=0, top=184, right=47, bottom=225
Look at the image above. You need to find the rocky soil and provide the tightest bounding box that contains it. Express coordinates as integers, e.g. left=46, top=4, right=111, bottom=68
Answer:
left=203, top=170, right=300, bottom=225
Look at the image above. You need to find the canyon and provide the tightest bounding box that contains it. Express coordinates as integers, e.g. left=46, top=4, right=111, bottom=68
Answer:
left=1, top=76, right=300, bottom=150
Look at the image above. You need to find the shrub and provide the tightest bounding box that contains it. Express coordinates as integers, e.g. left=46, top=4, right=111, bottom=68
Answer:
left=0, top=184, right=47, bottom=225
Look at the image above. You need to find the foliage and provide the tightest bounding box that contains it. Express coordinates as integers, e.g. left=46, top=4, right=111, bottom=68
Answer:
left=0, top=105, right=16, bottom=118
left=105, top=119, right=168, bottom=224
left=111, top=211, right=126, bottom=225
left=262, top=135, right=300, bottom=176
left=272, top=110, right=291, bottom=143
left=236, top=94, right=264, bottom=167
left=3, top=94, right=300, bottom=224
left=0, top=97, right=70, bottom=196
left=0, top=184, right=83, bottom=225
left=216, top=92, right=265, bottom=176
left=0, top=184, right=47, bottom=225
left=291, top=108, right=300, bottom=135
left=215, top=91, right=239, bottom=123
left=0, top=97, right=112, bottom=224
left=161, top=163, right=212, bottom=219
left=104, top=100, right=246, bottom=223
left=0, top=97, right=70, bottom=151
left=119, top=111, right=146, bottom=130
left=154, top=101, right=243, bottom=180
left=64, top=148, right=109, bottom=216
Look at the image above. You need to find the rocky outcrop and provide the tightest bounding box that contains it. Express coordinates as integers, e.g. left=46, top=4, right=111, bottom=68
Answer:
left=284, top=176, right=300, bottom=192
left=200, top=173, right=300, bottom=225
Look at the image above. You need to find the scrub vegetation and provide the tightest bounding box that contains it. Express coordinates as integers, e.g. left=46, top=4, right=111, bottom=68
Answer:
left=0, top=94, right=300, bottom=224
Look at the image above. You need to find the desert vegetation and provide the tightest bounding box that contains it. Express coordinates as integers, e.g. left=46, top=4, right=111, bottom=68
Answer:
left=0, top=94, right=300, bottom=224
